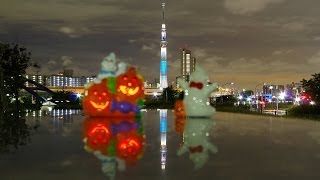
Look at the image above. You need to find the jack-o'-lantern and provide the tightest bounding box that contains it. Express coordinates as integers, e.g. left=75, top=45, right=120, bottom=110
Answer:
left=175, top=117, right=186, bottom=134
left=116, top=67, right=144, bottom=104
left=116, top=132, right=145, bottom=165
left=82, top=79, right=114, bottom=117
left=83, top=117, right=112, bottom=154
left=174, top=100, right=186, bottom=117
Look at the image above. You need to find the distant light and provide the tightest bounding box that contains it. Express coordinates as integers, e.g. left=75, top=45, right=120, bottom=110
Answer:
left=295, top=97, right=300, bottom=102
left=246, top=97, right=251, bottom=101
left=310, top=101, right=315, bottom=105
left=238, top=95, right=243, bottom=100
left=76, top=93, right=82, bottom=98
left=153, top=92, right=158, bottom=97
left=278, top=92, right=286, bottom=100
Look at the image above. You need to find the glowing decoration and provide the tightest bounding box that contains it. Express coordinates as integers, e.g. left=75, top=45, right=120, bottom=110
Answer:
left=174, top=99, right=186, bottom=117
left=175, top=117, right=186, bottom=134
left=82, top=117, right=145, bottom=177
left=116, top=67, right=144, bottom=102
left=82, top=79, right=114, bottom=117
left=176, top=117, right=218, bottom=170
left=83, top=118, right=112, bottom=154
left=177, top=66, right=217, bottom=117
left=82, top=53, right=145, bottom=117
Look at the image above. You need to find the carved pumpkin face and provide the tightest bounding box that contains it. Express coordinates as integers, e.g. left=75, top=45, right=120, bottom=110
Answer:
left=82, top=118, right=112, bottom=154
left=116, top=67, right=144, bottom=103
left=175, top=117, right=186, bottom=134
left=82, top=79, right=114, bottom=117
left=174, top=100, right=186, bottom=117
left=116, top=133, right=144, bottom=165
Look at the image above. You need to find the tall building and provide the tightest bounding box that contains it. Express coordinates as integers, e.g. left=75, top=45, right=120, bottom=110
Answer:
left=159, top=1, right=168, bottom=89
left=180, top=48, right=196, bottom=81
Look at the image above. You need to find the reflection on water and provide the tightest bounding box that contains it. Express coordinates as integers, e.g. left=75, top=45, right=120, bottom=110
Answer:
left=82, top=117, right=145, bottom=179
left=175, top=117, right=218, bottom=170
left=0, top=109, right=38, bottom=153
left=159, top=109, right=167, bottom=170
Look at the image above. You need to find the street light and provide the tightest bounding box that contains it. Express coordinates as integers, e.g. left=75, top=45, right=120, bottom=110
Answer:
left=255, top=83, right=266, bottom=111
left=275, top=91, right=286, bottom=115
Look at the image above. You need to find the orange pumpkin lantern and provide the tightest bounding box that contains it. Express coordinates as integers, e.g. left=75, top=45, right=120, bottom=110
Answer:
left=82, top=79, right=114, bottom=117
left=115, top=67, right=144, bottom=104
left=175, top=117, right=186, bottom=134
left=116, top=131, right=145, bottom=165
left=82, top=117, right=112, bottom=154
left=174, top=100, right=186, bottom=117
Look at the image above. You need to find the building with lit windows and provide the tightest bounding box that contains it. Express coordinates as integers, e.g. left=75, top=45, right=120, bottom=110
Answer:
left=45, top=75, right=95, bottom=87
left=25, top=74, right=95, bottom=88
left=180, top=48, right=196, bottom=82
left=25, top=75, right=45, bottom=87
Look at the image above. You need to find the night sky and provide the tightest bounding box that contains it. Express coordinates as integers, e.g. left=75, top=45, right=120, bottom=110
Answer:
left=1, top=0, right=320, bottom=90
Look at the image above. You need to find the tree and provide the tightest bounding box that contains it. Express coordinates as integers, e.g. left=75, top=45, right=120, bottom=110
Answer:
left=301, top=73, right=320, bottom=104
left=0, top=43, right=31, bottom=112
left=160, top=86, right=183, bottom=104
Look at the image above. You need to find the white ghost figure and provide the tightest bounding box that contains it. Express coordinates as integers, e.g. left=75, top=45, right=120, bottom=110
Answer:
left=177, top=117, right=218, bottom=170
left=178, top=66, right=217, bottom=117
left=93, top=151, right=126, bottom=180
left=116, top=62, right=127, bottom=76
left=95, top=52, right=128, bottom=83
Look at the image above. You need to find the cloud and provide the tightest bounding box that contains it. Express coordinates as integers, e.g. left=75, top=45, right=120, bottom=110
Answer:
left=142, top=44, right=157, bottom=51
left=272, top=49, right=293, bottom=55
left=282, top=22, right=306, bottom=32
left=47, top=60, right=57, bottom=65
left=61, top=56, right=73, bottom=67
left=0, top=0, right=121, bottom=22
left=223, top=0, right=285, bottom=15
left=308, top=50, right=320, bottom=64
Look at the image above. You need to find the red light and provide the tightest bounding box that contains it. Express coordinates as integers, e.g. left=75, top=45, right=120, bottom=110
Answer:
left=131, top=77, right=137, bottom=83
left=117, top=137, right=142, bottom=158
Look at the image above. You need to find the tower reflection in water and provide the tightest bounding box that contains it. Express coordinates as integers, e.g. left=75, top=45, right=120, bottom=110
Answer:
left=159, top=109, right=167, bottom=170
left=175, top=117, right=218, bottom=170
left=82, top=117, right=145, bottom=179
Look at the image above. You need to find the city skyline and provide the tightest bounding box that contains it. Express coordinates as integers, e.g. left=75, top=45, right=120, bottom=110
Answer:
left=1, top=0, right=320, bottom=89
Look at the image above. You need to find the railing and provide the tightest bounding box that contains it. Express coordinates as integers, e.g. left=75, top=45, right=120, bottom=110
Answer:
left=263, top=109, right=287, bottom=116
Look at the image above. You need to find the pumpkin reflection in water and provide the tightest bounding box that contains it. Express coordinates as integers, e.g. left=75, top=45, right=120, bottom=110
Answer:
left=116, top=67, right=144, bottom=104
left=82, top=79, right=114, bottom=117
left=83, top=118, right=111, bottom=155
left=82, top=117, right=145, bottom=178
left=116, top=132, right=144, bottom=165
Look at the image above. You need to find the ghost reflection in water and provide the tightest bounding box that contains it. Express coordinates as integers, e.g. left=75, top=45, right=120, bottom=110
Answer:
left=175, top=117, right=218, bottom=170
left=82, top=117, right=145, bottom=179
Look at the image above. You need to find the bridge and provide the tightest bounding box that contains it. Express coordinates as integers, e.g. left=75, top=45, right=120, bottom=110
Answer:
left=23, top=79, right=164, bottom=102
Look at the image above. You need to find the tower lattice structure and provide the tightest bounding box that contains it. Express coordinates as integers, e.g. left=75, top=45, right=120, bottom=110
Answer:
left=160, top=1, right=168, bottom=88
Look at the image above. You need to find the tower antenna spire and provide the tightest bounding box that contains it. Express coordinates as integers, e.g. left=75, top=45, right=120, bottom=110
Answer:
left=162, top=1, right=165, bottom=22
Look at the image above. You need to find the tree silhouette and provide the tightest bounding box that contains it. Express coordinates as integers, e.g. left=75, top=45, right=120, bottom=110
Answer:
left=0, top=43, right=31, bottom=113
left=301, top=73, right=320, bottom=104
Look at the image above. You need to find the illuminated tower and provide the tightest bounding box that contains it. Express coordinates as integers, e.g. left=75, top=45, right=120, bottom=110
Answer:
left=160, top=1, right=168, bottom=88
